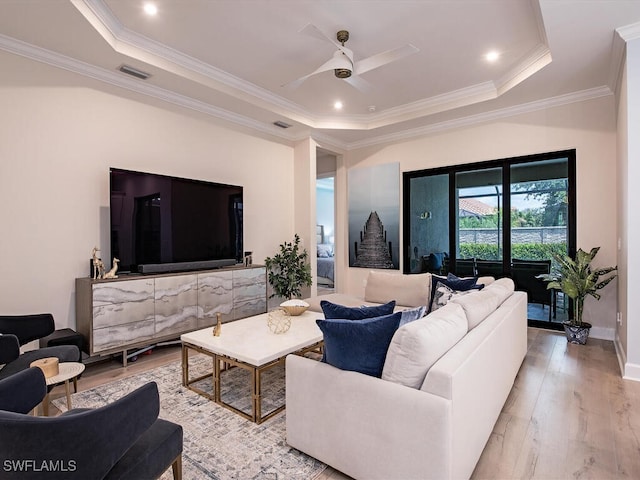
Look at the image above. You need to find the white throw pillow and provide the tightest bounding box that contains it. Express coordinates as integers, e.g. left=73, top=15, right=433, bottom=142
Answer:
left=364, top=271, right=431, bottom=307
left=381, top=302, right=468, bottom=389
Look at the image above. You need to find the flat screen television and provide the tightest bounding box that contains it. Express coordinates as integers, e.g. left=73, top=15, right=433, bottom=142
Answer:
left=110, top=168, right=243, bottom=274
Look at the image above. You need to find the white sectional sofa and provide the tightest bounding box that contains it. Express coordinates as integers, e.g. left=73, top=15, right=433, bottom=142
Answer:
left=286, top=271, right=528, bottom=480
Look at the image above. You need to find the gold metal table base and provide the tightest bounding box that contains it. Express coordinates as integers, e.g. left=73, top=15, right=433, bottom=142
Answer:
left=181, top=341, right=323, bottom=424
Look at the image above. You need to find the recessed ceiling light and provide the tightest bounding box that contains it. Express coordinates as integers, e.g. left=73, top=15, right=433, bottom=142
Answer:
left=143, top=2, right=158, bottom=16
left=485, top=50, right=500, bottom=63
left=334, top=101, right=343, bottom=110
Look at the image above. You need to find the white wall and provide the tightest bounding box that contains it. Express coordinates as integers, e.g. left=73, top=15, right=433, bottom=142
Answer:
left=0, top=52, right=294, bottom=329
left=616, top=56, right=629, bottom=368
left=619, top=37, right=640, bottom=379
left=341, top=95, right=618, bottom=339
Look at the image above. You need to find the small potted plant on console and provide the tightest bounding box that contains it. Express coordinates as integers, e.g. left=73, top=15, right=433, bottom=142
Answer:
left=538, top=247, right=617, bottom=344
left=265, top=234, right=313, bottom=315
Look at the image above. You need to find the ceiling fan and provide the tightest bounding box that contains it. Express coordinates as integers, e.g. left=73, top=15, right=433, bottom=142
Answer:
left=284, top=24, right=419, bottom=91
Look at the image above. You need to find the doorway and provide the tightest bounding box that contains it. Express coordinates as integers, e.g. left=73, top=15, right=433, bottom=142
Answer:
left=316, top=149, right=336, bottom=293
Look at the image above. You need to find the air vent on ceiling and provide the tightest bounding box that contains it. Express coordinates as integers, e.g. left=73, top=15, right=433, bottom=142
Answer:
left=273, top=120, right=292, bottom=129
left=118, top=64, right=151, bottom=80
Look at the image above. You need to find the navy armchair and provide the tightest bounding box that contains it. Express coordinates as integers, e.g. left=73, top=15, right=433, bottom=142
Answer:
left=0, top=314, right=80, bottom=381
left=0, top=368, right=183, bottom=480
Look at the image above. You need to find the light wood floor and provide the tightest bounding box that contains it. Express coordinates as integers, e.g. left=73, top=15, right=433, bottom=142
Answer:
left=48, top=328, right=640, bottom=479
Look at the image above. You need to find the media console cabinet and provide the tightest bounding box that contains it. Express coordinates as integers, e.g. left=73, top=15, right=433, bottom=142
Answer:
left=76, top=265, right=266, bottom=364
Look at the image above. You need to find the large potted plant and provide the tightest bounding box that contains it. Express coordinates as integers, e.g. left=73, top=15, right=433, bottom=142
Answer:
left=538, top=247, right=617, bottom=344
left=265, top=234, right=313, bottom=301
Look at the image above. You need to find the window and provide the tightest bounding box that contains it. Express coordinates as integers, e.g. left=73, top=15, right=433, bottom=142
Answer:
left=403, top=150, right=576, bottom=329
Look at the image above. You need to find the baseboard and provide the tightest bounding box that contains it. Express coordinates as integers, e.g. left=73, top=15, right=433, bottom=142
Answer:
left=613, top=332, right=640, bottom=382
left=614, top=332, right=628, bottom=377
left=623, top=362, right=640, bottom=382
left=589, top=326, right=615, bottom=341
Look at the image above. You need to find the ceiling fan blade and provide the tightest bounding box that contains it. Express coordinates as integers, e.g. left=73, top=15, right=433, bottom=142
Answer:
left=300, top=23, right=354, bottom=63
left=354, top=44, right=419, bottom=76
left=283, top=53, right=352, bottom=89
left=343, top=75, right=374, bottom=93
left=300, top=23, right=341, bottom=49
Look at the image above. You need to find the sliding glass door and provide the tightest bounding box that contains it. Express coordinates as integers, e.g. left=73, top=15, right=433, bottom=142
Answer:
left=456, top=167, right=503, bottom=277
left=407, top=173, right=449, bottom=273
left=403, top=150, right=576, bottom=329
left=509, top=159, right=570, bottom=324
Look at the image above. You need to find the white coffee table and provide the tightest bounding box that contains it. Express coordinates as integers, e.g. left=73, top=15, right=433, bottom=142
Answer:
left=181, top=310, right=323, bottom=424
left=43, top=362, right=85, bottom=416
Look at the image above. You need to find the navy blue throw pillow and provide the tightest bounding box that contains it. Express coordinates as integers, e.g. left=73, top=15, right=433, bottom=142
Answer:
left=316, top=312, right=402, bottom=377
left=446, top=272, right=482, bottom=290
left=320, top=300, right=396, bottom=320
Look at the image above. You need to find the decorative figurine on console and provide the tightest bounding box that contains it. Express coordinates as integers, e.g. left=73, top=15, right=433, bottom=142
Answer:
left=244, top=251, right=253, bottom=267
left=213, top=312, right=222, bottom=337
left=104, top=257, right=120, bottom=279
left=91, top=246, right=105, bottom=280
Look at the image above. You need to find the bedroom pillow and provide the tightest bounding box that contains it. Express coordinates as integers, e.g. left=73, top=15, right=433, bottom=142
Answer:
left=316, top=312, right=402, bottom=377
left=320, top=299, right=396, bottom=320
left=317, top=244, right=334, bottom=258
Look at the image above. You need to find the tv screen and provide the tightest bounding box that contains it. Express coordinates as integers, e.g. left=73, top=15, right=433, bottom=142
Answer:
left=110, top=168, right=243, bottom=273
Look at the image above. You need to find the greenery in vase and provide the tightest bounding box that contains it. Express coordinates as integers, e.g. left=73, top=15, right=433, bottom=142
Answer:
left=537, top=247, right=617, bottom=327
left=264, top=234, right=313, bottom=300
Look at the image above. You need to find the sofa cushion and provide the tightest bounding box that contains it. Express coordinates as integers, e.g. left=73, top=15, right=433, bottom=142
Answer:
left=484, top=277, right=515, bottom=303
left=304, top=293, right=378, bottom=313
left=364, top=271, right=431, bottom=308
left=381, top=302, right=468, bottom=388
left=321, top=300, right=396, bottom=320
left=316, top=312, right=402, bottom=378
left=451, top=277, right=515, bottom=329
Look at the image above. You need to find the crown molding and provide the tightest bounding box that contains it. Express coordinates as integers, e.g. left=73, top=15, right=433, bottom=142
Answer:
left=70, top=0, right=318, bottom=127
left=617, top=21, right=640, bottom=42
left=0, top=31, right=611, bottom=153
left=495, top=44, right=552, bottom=96
left=609, top=30, right=627, bottom=98
left=608, top=21, right=640, bottom=99
left=0, top=33, right=297, bottom=144
left=70, top=0, right=554, bottom=133
left=344, top=86, right=613, bottom=150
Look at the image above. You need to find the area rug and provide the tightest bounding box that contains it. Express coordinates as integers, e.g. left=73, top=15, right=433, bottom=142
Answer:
left=53, top=355, right=326, bottom=480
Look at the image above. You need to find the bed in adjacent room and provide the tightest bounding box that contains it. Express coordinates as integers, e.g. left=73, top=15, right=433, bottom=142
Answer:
left=316, top=225, right=334, bottom=287
left=317, top=244, right=335, bottom=287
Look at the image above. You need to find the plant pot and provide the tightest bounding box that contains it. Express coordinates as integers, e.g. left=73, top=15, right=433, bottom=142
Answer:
left=562, top=321, right=591, bottom=345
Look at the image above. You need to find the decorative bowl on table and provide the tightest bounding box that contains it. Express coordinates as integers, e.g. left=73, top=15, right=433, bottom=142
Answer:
left=267, top=308, right=292, bottom=334
left=279, top=299, right=309, bottom=316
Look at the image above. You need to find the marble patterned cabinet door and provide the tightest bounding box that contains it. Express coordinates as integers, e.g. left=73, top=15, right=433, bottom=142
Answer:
left=91, top=278, right=155, bottom=354
left=233, top=267, right=267, bottom=319
left=197, top=271, right=234, bottom=328
left=154, top=274, right=198, bottom=337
